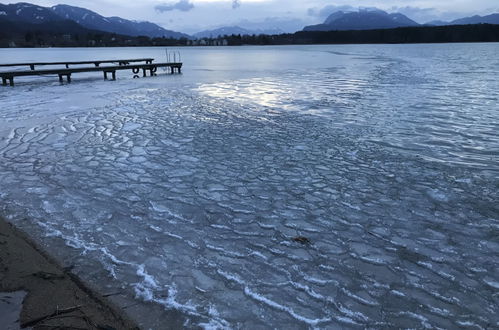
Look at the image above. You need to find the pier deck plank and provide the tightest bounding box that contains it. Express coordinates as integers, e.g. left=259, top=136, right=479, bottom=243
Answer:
left=0, top=58, right=155, bottom=70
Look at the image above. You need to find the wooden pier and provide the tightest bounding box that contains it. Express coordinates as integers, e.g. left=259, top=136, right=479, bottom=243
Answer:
left=0, top=58, right=182, bottom=86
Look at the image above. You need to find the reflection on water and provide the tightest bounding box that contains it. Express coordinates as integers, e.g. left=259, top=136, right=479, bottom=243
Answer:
left=199, top=78, right=294, bottom=109
left=197, top=74, right=369, bottom=114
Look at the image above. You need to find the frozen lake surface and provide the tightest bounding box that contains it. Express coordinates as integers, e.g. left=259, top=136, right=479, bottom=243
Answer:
left=0, top=44, right=498, bottom=329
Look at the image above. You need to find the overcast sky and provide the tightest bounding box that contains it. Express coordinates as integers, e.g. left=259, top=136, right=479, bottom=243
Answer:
left=24, top=0, right=499, bottom=33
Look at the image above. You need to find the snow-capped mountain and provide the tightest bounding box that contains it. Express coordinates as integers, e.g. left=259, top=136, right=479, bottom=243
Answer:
left=0, top=2, right=188, bottom=39
left=449, top=13, right=499, bottom=25
left=193, top=26, right=283, bottom=39
left=51, top=5, right=188, bottom=39
left=425, top=20, right=448, bottom=26
left=426, top=14, right=499, bottom=26
left=0, top=2, right=61, bottom=23
left=304, top=9, right=419, bottom=31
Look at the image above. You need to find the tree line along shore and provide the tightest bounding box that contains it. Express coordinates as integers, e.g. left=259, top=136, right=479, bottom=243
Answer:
left=1, top=23, right=499, bottom=48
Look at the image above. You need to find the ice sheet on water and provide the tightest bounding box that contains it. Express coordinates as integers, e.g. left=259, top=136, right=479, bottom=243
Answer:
left=122, top=122, right=142, bottom=132
left=1, top=45, right=499, bottom=329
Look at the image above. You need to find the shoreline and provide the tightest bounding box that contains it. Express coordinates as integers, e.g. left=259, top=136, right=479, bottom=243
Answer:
left=0, top=216, right=139, bottom=330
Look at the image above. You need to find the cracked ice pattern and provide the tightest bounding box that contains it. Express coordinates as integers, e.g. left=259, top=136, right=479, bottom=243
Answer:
left=0, top=44, right=498, bottom=329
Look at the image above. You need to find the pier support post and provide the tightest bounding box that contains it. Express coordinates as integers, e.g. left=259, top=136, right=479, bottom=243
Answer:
left=132, top=67, right=140, bottom=79
left=104, top=71, right=116, bottom=80
left=58, top=74, right=71, bottom=84
left=2, top=77, right=14, bottom=86
left=142, top=68, right=147, bottom=77
left=150, top=67, right=157, bottom=76
left=30, top=64, right=35, bottom=70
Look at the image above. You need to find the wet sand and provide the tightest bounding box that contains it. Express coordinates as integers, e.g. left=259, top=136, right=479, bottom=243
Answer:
left=0, top=216, right=138, bottom=330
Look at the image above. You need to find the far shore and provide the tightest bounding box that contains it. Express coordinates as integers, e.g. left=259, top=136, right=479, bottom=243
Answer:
left=0, top=215, right=138, bottom=329
left=2, top=23, right=499, bottom=48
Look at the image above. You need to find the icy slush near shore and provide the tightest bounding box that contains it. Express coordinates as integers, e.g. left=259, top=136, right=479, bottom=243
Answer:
left=0, top=217, right=138, bottom=329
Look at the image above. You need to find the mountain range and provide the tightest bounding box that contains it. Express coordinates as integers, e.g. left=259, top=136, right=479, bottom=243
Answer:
left=304, top=9, right=419, bottom=31
left=304, top=9, right=499, bottom=32
left=427, top=14, right=499, bottom=26
left=193, top=26, right=283, bottom=39
left=51, top=5, right=188, bottom=39
left=0, top=2, right=188, bottom=39
left=196, top=11, right=499, bottom=37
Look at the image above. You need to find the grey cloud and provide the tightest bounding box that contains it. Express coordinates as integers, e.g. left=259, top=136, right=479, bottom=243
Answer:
left=391, top=6, right=437, bottom=22
left=390, top=6, right=462, bottom=23
left=237, top=17, right=306, bottom=33
left=307, top=5, right=454, bottom=24
left=232, top=0, right=241, bottom=10
left=155, top=0, right=194, bottom=13
left=307, top=5, right=355, bottom=18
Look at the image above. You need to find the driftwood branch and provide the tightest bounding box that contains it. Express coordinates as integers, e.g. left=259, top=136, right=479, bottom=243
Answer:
left=102, top=292, right=123, bottom=297
left=21, top=304, right=84, bottom=328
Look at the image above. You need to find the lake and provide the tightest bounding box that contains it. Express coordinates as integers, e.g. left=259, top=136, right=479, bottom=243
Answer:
left=0, top=44, right=498, bottom=329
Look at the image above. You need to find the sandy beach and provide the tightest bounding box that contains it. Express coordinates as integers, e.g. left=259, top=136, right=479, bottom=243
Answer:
left=0, top=216, right=138, bottom=330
